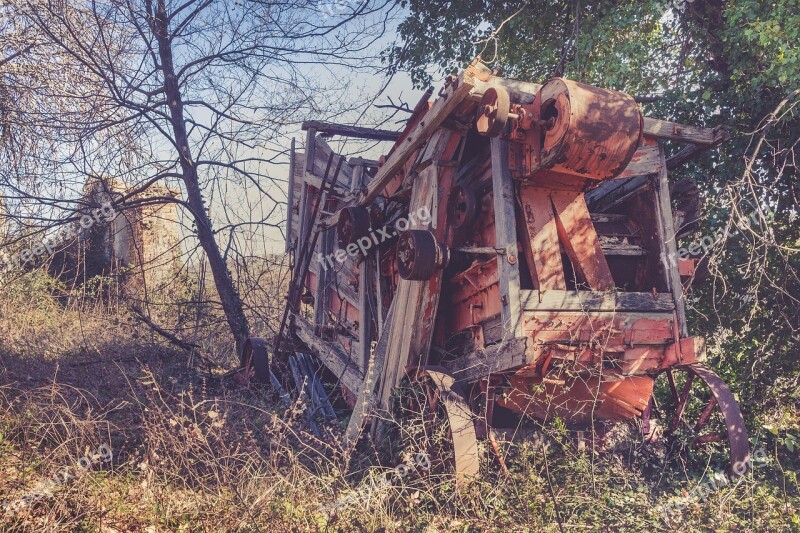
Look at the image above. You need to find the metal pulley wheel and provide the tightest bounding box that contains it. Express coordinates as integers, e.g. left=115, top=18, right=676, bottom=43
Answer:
left=396, top=229, right=443, bottom=281
left=336, top=206, right=371, bottom=249
left=447, top=185, right=478, bottom=229
left=476, top=86, right=511, bottom=137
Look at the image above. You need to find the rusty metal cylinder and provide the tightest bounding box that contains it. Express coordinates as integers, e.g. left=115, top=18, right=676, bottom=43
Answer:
left=538, top=78, right=643, bottom=180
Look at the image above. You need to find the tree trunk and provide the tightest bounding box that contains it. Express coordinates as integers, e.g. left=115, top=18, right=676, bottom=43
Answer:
left=151, top=0, right=250, bottom=356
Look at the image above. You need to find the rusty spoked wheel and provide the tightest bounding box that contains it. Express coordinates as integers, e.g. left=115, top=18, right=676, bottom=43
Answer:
left=653, top=363, right=750, bottom=476
left=393, top=367, right=480, bottom=486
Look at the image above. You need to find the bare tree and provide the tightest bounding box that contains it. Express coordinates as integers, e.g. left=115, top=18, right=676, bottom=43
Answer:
left=0, top=0, right=394, bottom=356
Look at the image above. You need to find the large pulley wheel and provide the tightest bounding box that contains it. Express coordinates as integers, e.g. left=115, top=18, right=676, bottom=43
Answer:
left=476, top=86, right=510, bottom=137
left=240, top=337, right=271, bottom=382
left=394, top=367, right=480, bottom=486
left=447, top=185, right=478, bottom=229
left=336, top=206, right=371, bottom=249
left=396, top=229, right=441, bottom=281
left=650, top=363, right=750, bottom=476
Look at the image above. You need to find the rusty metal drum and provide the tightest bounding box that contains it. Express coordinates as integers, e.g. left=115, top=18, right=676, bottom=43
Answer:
left=538, top=78, right=643, bottom=180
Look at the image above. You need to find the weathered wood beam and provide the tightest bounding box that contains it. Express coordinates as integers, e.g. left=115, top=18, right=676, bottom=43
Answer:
left=519, top=290, right=675, bottom=312
left=302, top=120, right=401, bottom=142
left=286, top=137, right=296, bottom=254
left=653, top=143, right=688, bottom=337
left=643, top=117, right=728, bottom=146
left=343, top=303, right=395, bottom=448
left=665, top=126, right=730, bottom=168
left=348, top=157, right=380, bottom=168
left=585, top=174, right=651, bottom=213
left=445, top=337, right=534, bottom=384
left=294, top=315, right=364, bottom=394
left=490, top=138, right=523, bottom=338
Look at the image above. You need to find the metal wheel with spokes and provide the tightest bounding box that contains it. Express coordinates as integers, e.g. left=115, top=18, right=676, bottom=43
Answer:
left=649, top=363, right=750, bottom=476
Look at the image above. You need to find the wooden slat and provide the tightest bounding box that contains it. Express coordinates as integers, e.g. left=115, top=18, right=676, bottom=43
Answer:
left=665, top=126, right=729, bottom=169
left=297, top=128, right=316, bottom=250
left=358, top=254, right=374, bottom=372
left=314, top=227, right=334, bottom=325
left=653, top=143, right=688, bottom=336
left=490, top=138, right=523, bottom=338
left=445, top=337, right=533, bottom=383
left=343, top=303, right=395, bottom=448
left=643, top=117, right=719, bottom=145
left=519, top=290, right=675, bottom=312
left=376, top=162, right=450, bottom=412
left=286, top=138, right=296, bottom=253
left=550, top=190, right=615, bottom=290
left=585, top=174, right=650, bottom=213
left=616, top=140, right=662, bottom=179
left=319, top=67, right=478, bottom=227
left=302, top=120, right=402, bottom=142
left=294, top=315, right=364, bottom=394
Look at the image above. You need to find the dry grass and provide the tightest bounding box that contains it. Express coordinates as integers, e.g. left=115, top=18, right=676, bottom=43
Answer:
left=0, top=271, right=798, bottom=532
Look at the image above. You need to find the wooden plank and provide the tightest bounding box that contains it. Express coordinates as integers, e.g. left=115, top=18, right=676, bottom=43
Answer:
left=616, top=140, right=662, bottom=179
left=319, top=67, right=478, bottom=227
left=294, top=315, right=365, bottom=394
left=519, top=290, right=675, bottom=312
left=550, top=190, right=615, bottom=290
left=653, top=143, right=688, bottom=337
left=358, top=255, right=374, bottom=372
left=585, top=174, right=650, bottom=213
left=375, top=163, right=446, bottom=411
left=519, top=185, right=566, bottom=290
left=490, top=138, right=523, bottom=339
left=286, top=138, right=296, bottom=253
left=665, top=127, right=729, bottom=169
left=297, top=128, right=317, bottom=250
left=643, top=117, right=720, bottom=145
left=343, top=303, right=395, bottom=448
left=302, top=120, right=402, bottom=142
left=471, top=73, right=542, bottom=105
left=445, top=337, right=533, bottom=384
left=314, top=227, right=334, bottom=325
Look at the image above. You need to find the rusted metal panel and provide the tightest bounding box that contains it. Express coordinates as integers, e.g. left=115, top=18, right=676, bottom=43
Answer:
left=550, top=190, right=614, bottom=290
left=519, top=185, right=566, bottom=289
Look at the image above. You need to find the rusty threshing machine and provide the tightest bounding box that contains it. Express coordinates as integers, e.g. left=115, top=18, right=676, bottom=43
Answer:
left=244, top=62, right=750, bottom=481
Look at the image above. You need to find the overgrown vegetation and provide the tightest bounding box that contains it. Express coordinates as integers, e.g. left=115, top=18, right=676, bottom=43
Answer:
left=0, top=272, right=797, bottom=531
left=1, top=0, right=799, bottom=531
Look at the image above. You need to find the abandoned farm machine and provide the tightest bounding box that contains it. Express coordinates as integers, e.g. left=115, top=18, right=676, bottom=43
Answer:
left=243, top=62, right=751, bottom=481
